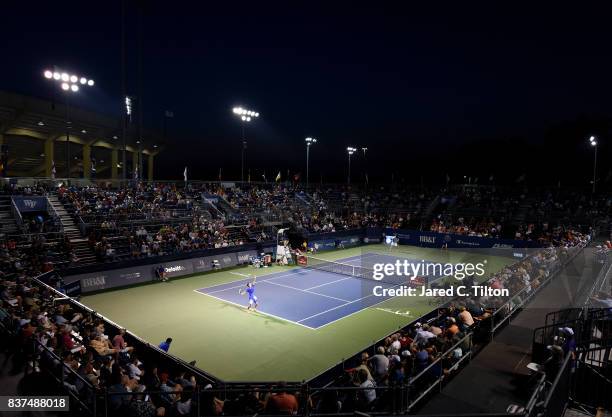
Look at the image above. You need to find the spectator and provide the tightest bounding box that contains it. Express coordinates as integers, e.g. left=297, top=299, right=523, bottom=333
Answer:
left=158, top=338, right=172, bottom=352
left=265, top=382, right=299, bottom=415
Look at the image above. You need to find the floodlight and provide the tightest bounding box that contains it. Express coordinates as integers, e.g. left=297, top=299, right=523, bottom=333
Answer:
left=80, top=77, right=87, bottom=84
left=61, top=83, right=70, bottom=91
left=61, top=73, right=69, bottom=81
left=87, top=79, right=94, bottom=86
left=44, top=70, right=53, bottom=79
left=591, top=140, right=597, bottom=146
left=53, top=72, right=61, bottom=80
left=70, top=75, right=78, bottom=83
left=71, top=84, right=79, bottom=92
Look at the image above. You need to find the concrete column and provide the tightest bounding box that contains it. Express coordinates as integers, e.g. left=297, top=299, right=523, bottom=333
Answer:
left=147, top=153, right=154, bottom=181
left=44, top=137, right=55, bottom=177
left=111, top=149, right=118, bottom=180
left=82, top=144, right=91, bottom=179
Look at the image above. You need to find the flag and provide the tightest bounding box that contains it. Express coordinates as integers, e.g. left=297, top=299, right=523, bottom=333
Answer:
left=248, top=169, right=251, bottom=183
left=365, top=173, right=369, bottom=184
left=293, top=172, right=301, bottom=182
left=165, top=110, right=174, bottom=118
left=275, top=171, right=281, bottom=182
left=218, top=168, right=222, bottom=181
left=51, top=160, right=56, bottom=179
left=91, top=159, right=96, bottom=174
left=262, top=172, right=267, bottom=183
left=445, top=174, right=450, bottom=184
left=515, top=173, right=526, bottom=183
left=133, top=166, right=139, bottom=181
left=183, top=166, right=188, bottom=182
left=489, top=175, right=494, bottom=182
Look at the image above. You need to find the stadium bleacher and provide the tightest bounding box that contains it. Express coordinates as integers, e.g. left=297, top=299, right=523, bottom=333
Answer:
left=0, top=178, right=609, bottom=417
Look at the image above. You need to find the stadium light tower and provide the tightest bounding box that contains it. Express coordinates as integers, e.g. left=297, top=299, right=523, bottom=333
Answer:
left=361, top=147, right=368, bottom=186
left=232, top=106, right=260, bottom=182
left=305, top=137, right=317, bottom=188
left=347, top=146, right=357, bottom=184
left=589, top=136, right=598, bottom=193
left=44, top=68, right=95, bottom=178
left=123, top=96, right=133, bottom=181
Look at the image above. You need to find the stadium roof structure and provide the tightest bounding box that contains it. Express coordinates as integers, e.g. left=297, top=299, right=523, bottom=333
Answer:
left=0, top=90, right=164, bottom=180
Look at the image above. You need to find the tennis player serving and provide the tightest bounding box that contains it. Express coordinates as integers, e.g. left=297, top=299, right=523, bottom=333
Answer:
left=239, top=275, right=258, bottom=311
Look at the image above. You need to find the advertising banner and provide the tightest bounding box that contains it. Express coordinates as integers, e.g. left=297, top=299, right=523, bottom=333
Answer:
left=11, top=196, right=48, bottom=212
left=66, top=253, right=243, bottom=293
left=308, top=235, right=362, bottom=251
left=382, top=228, right=539, bottom=249
left=236, top=250, right=258, bottom=264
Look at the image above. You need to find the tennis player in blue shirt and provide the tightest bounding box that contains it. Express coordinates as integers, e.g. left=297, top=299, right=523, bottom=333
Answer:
left=240, top=276, right=258, bottom=311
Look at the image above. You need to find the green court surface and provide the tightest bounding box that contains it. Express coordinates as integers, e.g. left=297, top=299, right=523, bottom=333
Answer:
left=80, top=244, right=514, bottom=382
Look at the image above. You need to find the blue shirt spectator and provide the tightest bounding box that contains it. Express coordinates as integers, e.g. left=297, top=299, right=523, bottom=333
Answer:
left=159, top=337, right=173, bottom=352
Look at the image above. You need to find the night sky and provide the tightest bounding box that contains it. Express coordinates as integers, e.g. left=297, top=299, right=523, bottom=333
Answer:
left=2, top=1, right=611, bottom=186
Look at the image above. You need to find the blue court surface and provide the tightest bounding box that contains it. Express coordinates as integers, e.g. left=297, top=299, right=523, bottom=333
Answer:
left=194, top=252, right=413, bottom=329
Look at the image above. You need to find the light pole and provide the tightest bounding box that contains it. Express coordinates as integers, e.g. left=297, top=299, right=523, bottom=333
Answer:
left=305, top=137, right=317, bottom=188
left=589, top=136, right=598, bottom=193
left=361, top=147, right=368, bottom=186
left=123, top=96, right=132, bottom=181
left=44, top=69, right=94, bottom=178
left=347, top=147, right=356, bottom=184
left=232, top=106, right=259, bottom=182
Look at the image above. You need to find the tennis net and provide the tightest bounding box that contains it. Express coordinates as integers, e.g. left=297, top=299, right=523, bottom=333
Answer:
left=301, top=255, right=376, bottom=281
left=301, top=254, right=423, bottom=286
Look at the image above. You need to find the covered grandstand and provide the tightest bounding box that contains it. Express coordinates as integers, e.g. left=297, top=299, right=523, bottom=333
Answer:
left=0, top=90, right=163, bottom=180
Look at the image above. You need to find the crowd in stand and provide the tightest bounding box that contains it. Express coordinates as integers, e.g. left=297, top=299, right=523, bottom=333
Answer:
left=0, top=234, right=75, bottom=277
left=56, top=184, right=271, bottom=262
left=0, top=179, right=602, bottom=416
left=2, top=181, right=608, bottom=268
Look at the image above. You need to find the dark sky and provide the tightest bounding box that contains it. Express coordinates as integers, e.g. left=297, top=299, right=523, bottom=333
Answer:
left=2, top=1, right=611, bottom=186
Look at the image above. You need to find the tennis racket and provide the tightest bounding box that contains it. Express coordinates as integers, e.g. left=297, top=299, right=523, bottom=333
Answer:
left=238, top=288, right=245, bottom=295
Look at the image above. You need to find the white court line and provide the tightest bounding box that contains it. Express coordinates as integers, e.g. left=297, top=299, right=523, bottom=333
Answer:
left=229, top=271, right=251, bottom=277
left=297, top=282, right=403, bottom=325
left=310, top=290, right=404, bottom=329
left=205, top=283, right=245, bottom=295
left=202, top=270, right=303, bottom=294
left=199, top=268, right=301, bottom=290
left=191, top=289, right=316, bottom=330
left=305, top=276, right=351, bottom=291
left=262, top=280, right=351, bottom=303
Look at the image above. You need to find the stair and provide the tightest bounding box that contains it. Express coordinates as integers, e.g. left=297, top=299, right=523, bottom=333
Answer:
left=0, top=195, right=19, bottom=236
left=47, top=194, right=98, bottom=266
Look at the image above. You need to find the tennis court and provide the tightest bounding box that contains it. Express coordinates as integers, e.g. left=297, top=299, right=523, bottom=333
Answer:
left=80, top=245, right=514, bottom=381
left=195, top=253, right=407, bottom=329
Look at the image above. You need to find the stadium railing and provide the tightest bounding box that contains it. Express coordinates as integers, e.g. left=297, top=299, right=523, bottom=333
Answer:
left=488, top=243, right=585, bottom=340
left=30, top=271, right=221, bottom=385
left=33, top=338, right=98, bottom=415
left=306, top=241, right=587, bottom=412
left=524, top=354, right=573, bottom=417
left=15, top=245, right=589, bottom=417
